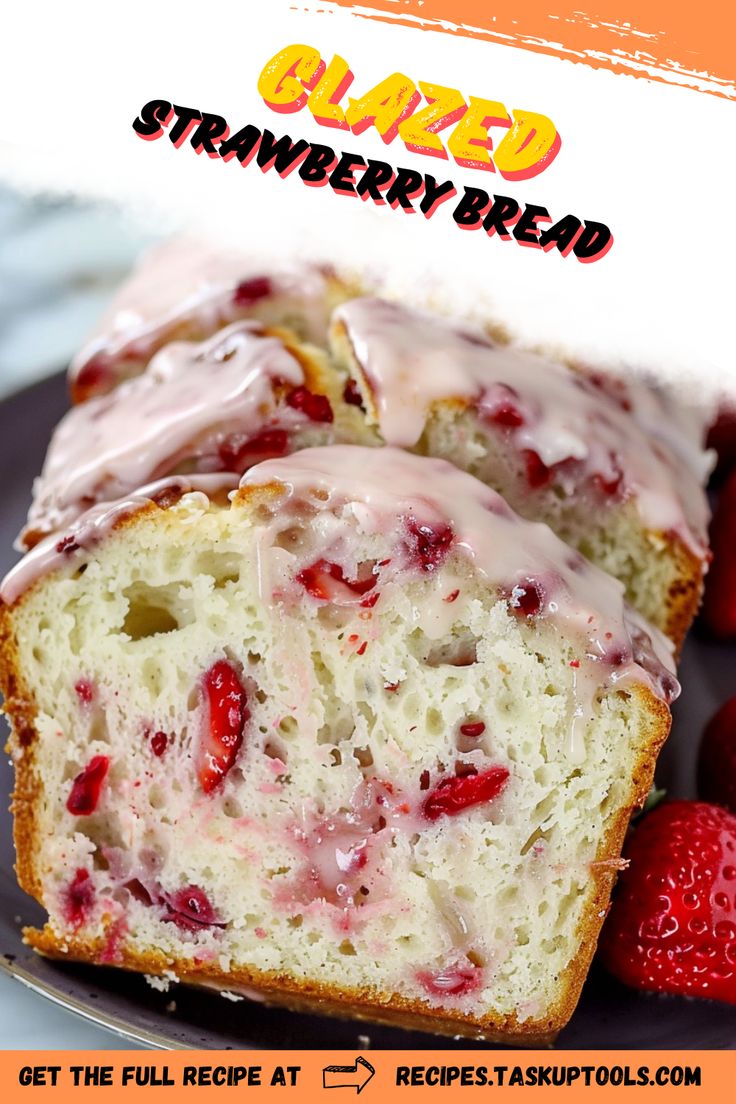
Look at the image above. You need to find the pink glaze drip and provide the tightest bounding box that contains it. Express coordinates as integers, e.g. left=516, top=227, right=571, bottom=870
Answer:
left=69, top=237, right=337, bottom=394
left=22, top=323, right=312, bottom=546
left=332, top=298, right=711, bottom=557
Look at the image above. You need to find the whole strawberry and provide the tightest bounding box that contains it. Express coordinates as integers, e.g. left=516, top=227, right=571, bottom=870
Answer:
left=599, top=801, right=736, bottom=1005
left=699, top=698, right=736, bottom=814
left=702, top=471, right=736, bottom=641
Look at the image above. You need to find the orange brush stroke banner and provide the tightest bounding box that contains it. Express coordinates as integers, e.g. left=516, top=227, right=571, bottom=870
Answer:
left=328, top=1, right=736, bottom=100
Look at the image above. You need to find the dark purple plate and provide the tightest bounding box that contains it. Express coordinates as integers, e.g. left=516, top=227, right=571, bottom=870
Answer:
left=0, top=373, right=734, bottom=1049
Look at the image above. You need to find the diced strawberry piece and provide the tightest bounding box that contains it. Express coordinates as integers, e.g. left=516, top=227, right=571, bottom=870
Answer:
left=197, top=660, right=249, bottom=793
left=702, top=473, right=736, bottom=640
left=592, top=453, right=625, bottom=497
left=163, top=885, right=223, bottom=931
left=483, top=384, right=525, bottom=428
left=522, top=449, right=553, bottom=488
left=63, top=869, right=94, bottom=928
left=296, top=560, right=376, bottom=602
left=74, top=679, right=94, bottom=706
left=150, top=731, right=168, bottom=758
left=124, top=878, right=153, bottom=905
left=404, top=519, right=454, bottom=573
left=218, top=428, right=288, bottom=470
left=599, top=801, right=736, bottom=1005
left=343, top=378, right=365, bottom=409
left=72, top=355, right=112, bottom=403
left=490, top=403, right=524, bottom=428
left=66, top=755, right=110, bottom=816
left=417, top=962, right=483, bottom=998
left=232, top=276, right=272, bottom=306
left=507, top=578, right=545, bottom=617
left=286, top=386, right=334, bottom=423
left=698, top=698, right=736, bottom=814
left=100, top=916, right=127, bottom=964
left=422, top=766, right=509, bottom=821
left=56, top=534, right=80, bottom=555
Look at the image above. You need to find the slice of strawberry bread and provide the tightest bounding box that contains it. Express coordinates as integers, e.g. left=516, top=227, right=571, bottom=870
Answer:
left=69, top=238, right=358, bottom=402
left=22, top=321, right=367, bottom=549
left=330, top=298, right=712, bottom=647
left=1, top=447, right=677, bottom=1042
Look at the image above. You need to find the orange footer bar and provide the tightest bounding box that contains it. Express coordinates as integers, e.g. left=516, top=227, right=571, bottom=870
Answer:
left=2, top=1051, right=734, bottom=1101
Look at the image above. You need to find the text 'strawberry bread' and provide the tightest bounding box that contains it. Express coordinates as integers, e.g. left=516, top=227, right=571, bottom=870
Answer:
left=22, top=321, right=368, bottom=549
left=69, top=238, right=358, bottom=403
left=330, top=298, right=712, bottom=647
left=1, top=447, right=677, bottom=1043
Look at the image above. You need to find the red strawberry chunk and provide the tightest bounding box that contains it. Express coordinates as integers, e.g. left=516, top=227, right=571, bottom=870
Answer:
left=74, top=679, right=95, bottom=706
left=522, top=449, right=553, bottom=489
left=600, top=801, right=736, bottom=1005
left=459, top=721, right=486, bottom=739
left=66, top=755, right=110, bottom=816
left=197, top=660, right=249, bottom=793
left=417, top=962, right=483, bottom=998
left=72, top=356, right=112, bottom=403
left=508, top=578, right=545, bottom=617
left=218, top=428, right=288, bottom=471
left=232, top=276, right=272, bottom=306
left=286, top=386, right=334, bottom=423
left=343, top=378, right=365, bottom=409
left=702, top=472, right=736, bottom=640
left=483, top=384, right=525, bottom=428
left=163, top=885, right=223, bottom=931
left=422, top=766, right=509, bottom=821
left=150, top=731, right=168, bottom=758
left=63, top=869, right=95, bottom=928
left=297, top=559, right=376, bottom=602
left=404, top=519, right=455, bottom=573
left=699, top=698, right=736, bottom=814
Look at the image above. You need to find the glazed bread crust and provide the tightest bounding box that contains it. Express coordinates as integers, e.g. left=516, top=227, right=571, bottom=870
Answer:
left=1, top=469, right=671, bottom=1043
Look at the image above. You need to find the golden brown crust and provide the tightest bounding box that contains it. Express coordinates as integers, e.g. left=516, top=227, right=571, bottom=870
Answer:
left=24, top=927, right=557, bottom=1045
left=660, top=535, right=706, bottom=655
left=548, top=690, right=671, bottom=1030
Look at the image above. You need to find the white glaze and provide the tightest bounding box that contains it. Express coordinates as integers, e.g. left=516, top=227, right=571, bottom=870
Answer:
left=70, top=237, right=336, bottom=390
left=333, top=298, right=711, bottom=557
left=24, top=322, right=310, bottom=544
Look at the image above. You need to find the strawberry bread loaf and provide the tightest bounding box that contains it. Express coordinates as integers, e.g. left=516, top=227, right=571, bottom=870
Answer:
left=21, top=320, right=367, bottom=549
left=330, top=298, right=712, bottom=646
left=0, top=447, right=678, bottom=1042
left=28, top=281, right=710, bottom=649
left=68, top=238, right=357, bottom=403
